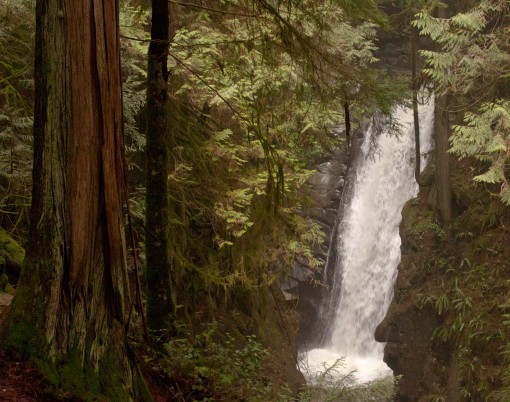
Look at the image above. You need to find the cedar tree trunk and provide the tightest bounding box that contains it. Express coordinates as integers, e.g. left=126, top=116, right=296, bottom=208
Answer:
left=3, top=1, right=150, bottom=400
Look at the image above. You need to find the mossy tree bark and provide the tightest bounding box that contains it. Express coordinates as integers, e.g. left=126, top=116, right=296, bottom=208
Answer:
left=3, top=1, right=150, bottom=400
left=146, top=0, right=174, bottom=333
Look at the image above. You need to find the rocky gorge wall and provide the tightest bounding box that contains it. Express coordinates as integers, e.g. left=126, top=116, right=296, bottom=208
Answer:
left=286, top=144, right=351, bottom=348
left=376, top=159, right=510, bottom=401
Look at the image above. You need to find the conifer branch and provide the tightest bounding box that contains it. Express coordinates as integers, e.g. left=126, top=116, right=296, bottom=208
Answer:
left=169, top=0, right=257, bottom=18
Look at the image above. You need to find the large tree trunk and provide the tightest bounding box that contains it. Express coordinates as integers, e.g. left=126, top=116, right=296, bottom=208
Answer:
left=146, top=0, right=174, bottom=332
left=3, top=1, right=150, bottom=400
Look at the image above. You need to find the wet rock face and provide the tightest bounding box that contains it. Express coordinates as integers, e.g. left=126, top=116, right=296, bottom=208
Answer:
left=375, top=265, right=444, bottom=401
left=290, top=146, right=350, bottom=347
left=374, top=187, right=449, bottom=401
left=375, top=151, right=510, bottom=401
left=374, top=172, right=464, bottom=402
left=306, top=158, right=347, bottom=228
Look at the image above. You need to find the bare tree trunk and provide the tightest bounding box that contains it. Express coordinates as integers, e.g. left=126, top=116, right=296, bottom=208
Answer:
left=434, top=5, right=452, bottom=235
left=146, top=0, right=174, bottom=333
left=434, top=93, right=452, bottom=234
left=4, top=1, right=150, bottom=400
left=411, top=25, right=421, bottom=182
left=344, top=98, right=351, bottom=148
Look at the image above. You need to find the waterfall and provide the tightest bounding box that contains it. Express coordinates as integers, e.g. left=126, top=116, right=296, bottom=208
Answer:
left=303, top=94, right=434, bottom=384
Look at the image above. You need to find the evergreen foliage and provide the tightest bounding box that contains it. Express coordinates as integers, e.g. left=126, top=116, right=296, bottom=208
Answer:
left=161, top=322, right=277, bottom=400
left=120, top=3, right=150, bottom=154
left=414, top=0, right=510, bottom=204
left=143, top=0, right=404, bottom=311
left=450, top=100, right=510, bottom=203
left=0, top=0, right=34, bottom=238
left=409, top=2, right=510, bottom=398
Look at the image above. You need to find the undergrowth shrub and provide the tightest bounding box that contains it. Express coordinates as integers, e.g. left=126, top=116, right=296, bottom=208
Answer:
left=159, top=322, right=288, bottom=401
left=155, top=320, right=400, bottom=401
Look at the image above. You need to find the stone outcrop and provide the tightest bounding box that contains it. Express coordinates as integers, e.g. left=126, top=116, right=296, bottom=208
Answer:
left=290, top=145, right=351, bottom=347
left=375, top=176, right=447, bottom=400
left=376, top=160, right=510, bottom=401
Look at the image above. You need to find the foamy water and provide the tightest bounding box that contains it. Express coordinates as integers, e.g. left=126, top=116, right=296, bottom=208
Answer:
left=304, top=348, right=392, bottom=384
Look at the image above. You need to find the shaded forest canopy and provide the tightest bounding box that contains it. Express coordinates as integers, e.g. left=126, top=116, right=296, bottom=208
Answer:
left=0, top=0, right=509, bottom=401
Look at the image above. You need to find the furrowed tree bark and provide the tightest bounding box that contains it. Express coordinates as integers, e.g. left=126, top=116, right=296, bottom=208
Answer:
left=146, top=0, right=174, bottom=333
left=3, top=1, right=151, bottom=400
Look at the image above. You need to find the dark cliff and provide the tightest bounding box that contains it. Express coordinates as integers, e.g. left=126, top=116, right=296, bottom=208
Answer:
left=376, top=158, right=510, bottom=401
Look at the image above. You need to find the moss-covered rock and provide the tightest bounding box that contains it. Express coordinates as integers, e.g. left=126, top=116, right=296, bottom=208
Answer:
left=0, top=229, right=25, bottom=265
left=0, top=273, right=7, bottom=290
left=0, top=228, right=25, bottom=284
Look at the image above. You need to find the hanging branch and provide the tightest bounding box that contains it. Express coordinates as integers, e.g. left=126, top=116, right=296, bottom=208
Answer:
left=170, top=0, right=258, bottom=18
left=168, top=51, right=285, bottom=205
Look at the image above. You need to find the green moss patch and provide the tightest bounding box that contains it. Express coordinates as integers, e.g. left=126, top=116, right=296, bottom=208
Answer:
left=0, top=229, right=25, bottom=267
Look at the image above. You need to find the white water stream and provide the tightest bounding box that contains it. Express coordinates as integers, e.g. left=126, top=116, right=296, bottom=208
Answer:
left=303, top=96, right=434, bottom=384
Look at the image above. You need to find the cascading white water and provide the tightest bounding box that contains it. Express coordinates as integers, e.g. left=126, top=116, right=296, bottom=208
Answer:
left=303, top=95, right=434, bottom=384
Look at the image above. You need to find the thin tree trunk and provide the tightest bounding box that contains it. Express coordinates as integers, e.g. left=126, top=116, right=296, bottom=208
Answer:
left=146, top=0, right=174, bottom=332
left=4, top=1, right=150, bottom=400
left=344, top=98, right=351, bottom=148
left=434, top=5, right=452, bottom=236
left=434, top=93, right=452, bottom=234
left=411, top=25, right=422, bottom=182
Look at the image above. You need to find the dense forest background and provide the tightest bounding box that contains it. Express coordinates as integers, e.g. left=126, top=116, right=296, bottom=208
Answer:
left=0, top=0, right=509, bottom=401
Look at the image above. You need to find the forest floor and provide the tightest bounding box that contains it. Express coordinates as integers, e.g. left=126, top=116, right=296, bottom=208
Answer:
left=0, top=350, right=176, bottom=401
left=0, top=298, right=175, bottom=402
left=0, top=296, right=55, bottom=402
left=0, top=352, right=176, bottom=402
left=0, top=353, right=56, bottom=401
